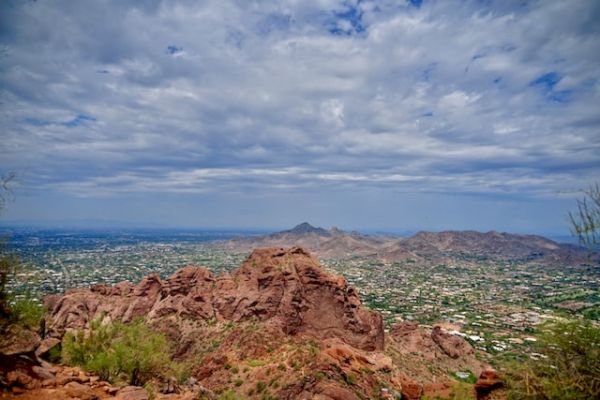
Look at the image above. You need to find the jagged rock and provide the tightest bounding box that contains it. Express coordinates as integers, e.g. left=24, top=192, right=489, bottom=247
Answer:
left=116, top=385, right=149, bottom=400
left=431, top=326, right=474, bottom=359
left=475, top=368, right=503, bottom=399
left=398, top=376, right=423, bottom=400
left=105, top=385, right=119, bottom=395
left=35, top=337, right=61, bottom=358
left=31, top=365, right=55, bottom=381
left=312, top=381, right=360, bottom=400
left=64, top=381, right=99, bottom=400
left=41, top=378, right=56, bottom=387
left=0, top=325, right=41, bottom=355
left=6, top=370, right=33, bottom=387
left=44, top=247, right=384, bottom=352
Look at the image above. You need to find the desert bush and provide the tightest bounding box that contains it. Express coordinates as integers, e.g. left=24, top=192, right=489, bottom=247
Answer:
left=9, top=295, right=45, bottom=329
left=62, top=318, right=170, bottom=385
left=0, top=241, right=44, bottom=331
left=503, top=319, right=600, bottom=399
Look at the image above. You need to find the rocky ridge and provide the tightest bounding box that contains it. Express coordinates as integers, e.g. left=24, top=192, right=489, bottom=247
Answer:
left=44, top=247, right=384, bottom=352
left=222, top=223, right=595, bottom=266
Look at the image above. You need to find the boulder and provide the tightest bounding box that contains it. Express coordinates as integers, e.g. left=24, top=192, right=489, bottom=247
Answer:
left=475, top=368, right=503, bottom=399
left=64, top=381, right=98, bottom=400
left=0, top=325, right=41, bottom=355
left=116, top=385, right=149, bottom=400
left=431, top=326, right=474, bottom=359
left=35, top=337, right=61, bottom=358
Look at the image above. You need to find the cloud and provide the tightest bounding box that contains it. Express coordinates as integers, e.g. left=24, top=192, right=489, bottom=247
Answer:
left=0, top=0, right=599, bottom=229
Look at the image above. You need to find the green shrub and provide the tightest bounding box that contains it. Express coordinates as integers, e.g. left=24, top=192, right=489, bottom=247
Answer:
left=0, top=241, right=44, bottom=331
left=247, top=359, right=266, bottom=367
left=62, top=318, right=170, bottom=385
left=10, top=296, right=44, bottom=330
left=503, top=319, right=600, bottom=399
left=218, top=389, right=243, bottom=400
left=345, top=373, right=356, bottom=385
left=170, top=360, right=192, bottom=384
left=256, top=381, right=267, bottom=393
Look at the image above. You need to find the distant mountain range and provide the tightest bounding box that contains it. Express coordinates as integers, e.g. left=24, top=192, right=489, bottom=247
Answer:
left=222, top=223, right=597, bottom=266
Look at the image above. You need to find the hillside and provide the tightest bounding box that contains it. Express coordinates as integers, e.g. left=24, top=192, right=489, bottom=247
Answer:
left=222, top=223, right=595, bottom=266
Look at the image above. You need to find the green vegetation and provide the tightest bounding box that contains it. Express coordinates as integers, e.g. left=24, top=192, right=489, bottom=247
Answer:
left=62, top=317, right=171, bottom=385
left=344, top=372, right=356, bottom=385
left=218, top=389, right=245, bottom=400
left=449, top=382, right=475, bottom=400
left=0, top=242, right=44, bottom=331
left=9, top=295, right=45, bottom=330
left=247, top=359, right=267, bottom=368
left=503, top=320, right=600, bottom=399
left=255, top=381, right=267, bottom=393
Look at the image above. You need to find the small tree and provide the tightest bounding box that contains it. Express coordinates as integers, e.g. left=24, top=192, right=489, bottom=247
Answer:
left=62, top=318, right=171, bottom=385
left=569, top=183, right=600, bottom=247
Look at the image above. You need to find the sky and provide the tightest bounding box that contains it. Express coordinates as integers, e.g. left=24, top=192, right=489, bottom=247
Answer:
left=1, top=0, right=599, bottom=234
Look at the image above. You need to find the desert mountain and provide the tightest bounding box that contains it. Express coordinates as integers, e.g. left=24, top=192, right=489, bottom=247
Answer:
left=222, top=223, right=595, bottom=265
left=44, top=247, right=384, bottom=352
left=222, top=223, right=407, bottom=260
left=2, top=247, right=498, bottom=399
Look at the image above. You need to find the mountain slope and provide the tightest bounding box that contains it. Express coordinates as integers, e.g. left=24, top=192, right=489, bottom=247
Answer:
left=221, top=224, right=595, bottom=265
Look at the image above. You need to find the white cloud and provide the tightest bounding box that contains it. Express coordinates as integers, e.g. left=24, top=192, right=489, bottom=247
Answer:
left=0, top=0, right=598, bottom=202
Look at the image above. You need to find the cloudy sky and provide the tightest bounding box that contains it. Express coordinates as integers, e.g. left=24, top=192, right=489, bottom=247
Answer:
left=1, top=0, right=599, bottom=233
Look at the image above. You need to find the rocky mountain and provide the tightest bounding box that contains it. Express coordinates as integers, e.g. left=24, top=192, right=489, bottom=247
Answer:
left=44, top=247, right=384, bottom=353
left=222, top=223, right=403, bottom=260
left=222, top=223, right=595, bottom=265
left=1, top=247, right=500, bottom=399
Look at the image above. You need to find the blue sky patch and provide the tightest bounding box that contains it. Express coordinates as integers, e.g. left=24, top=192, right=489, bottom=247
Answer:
left=64, top=114, right=96, bottom=128
left=529, top=72, right=573, bottom=103
left=166, top=45, right=183, bottom=55
left=529, top=72, right=561, bottom=90
left=24, top=117, right=51, bottom=126
left=328, top=3, right=365, bottom=35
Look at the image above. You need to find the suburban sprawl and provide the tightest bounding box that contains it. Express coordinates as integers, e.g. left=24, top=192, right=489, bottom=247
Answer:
left=5, top=228, right=599, bottom=367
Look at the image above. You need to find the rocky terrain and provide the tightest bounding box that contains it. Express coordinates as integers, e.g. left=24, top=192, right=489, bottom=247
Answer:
left=222, top=223, right=596, bottom=266
left=1, top=247, right=503, bottom=399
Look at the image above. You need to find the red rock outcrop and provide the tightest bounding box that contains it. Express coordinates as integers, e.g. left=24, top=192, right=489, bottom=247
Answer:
left=386, top=321, right=485, bottom=398
left=431, top=326, right=474, bottom=359
left=475, top=368, right=503, bottom=399
left=44, top=247, right=384, bottom=352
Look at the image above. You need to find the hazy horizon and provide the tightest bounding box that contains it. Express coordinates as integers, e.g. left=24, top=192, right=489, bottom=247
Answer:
left=1, top=1, right=599, bottom=234
left=0, top=218, right=581, bottom=239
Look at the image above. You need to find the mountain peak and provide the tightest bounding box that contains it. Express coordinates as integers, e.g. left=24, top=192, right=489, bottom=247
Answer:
left=285, top=222, right=330, bottom=236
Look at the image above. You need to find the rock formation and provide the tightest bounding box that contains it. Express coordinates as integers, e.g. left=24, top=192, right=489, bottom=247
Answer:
left=44, top=247, right=384, bottom=352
